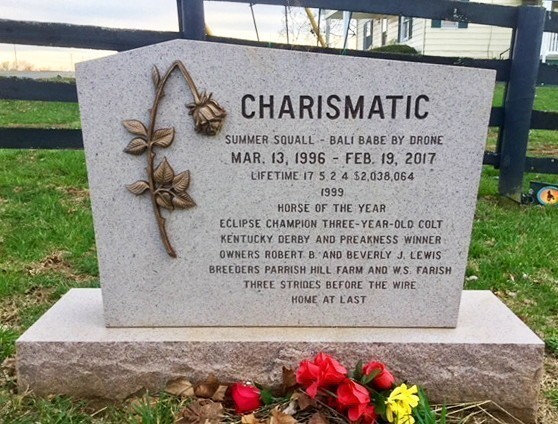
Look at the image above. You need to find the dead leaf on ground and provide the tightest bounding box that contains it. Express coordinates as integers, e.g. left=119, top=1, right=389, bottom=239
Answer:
left=0, top=287, right=56, bottom=328
left=2, top=357, right=16, bottom=376
left=26, top=251, right=93, bottom=283
left=128, top=395, right=159, bottom=413
left=52, top=185, right=90, bottom=200
left=539, top=355, right=558, bottom=424
left=270, top=407, right=298, bottom=424
left=177, top=399, right=223, bottom=423
left=27, top=251, right=67, bottom=275
left=211, top=384, right=228, bottom=401
left=165, top=377, right=194, bottom=398
left=56, top=187, right=90, bottom=212
left=241, top=413, right=263, bottom=424
left=281, top=367, right=297, bottom=395
left=292, top=391, right=317, bottom=411
left=282, top=399, right=298, bottom=416
left=308, top=412, right=330, bottom=424
left=1, top=356, right=16, bottom=387
left=194, top=374, right=220, bottom=399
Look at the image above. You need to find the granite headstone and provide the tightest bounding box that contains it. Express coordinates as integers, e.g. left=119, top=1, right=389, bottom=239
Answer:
left=76, top=39, right=495, bottom=327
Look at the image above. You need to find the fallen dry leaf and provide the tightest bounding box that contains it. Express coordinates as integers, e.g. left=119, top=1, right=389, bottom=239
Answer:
left=177, top=399, right=223, bottom=423
left=292, top=391, right=317, bottom=411
left=241, top=413, right=263, bottom=424
left=194, top=374, right=220, bottom=398
left=1, top=357, right=16, bottom=377
left=165, top=377, right=194, bottom=397
left=270, top=407, right=298, bottom=424
left=0, top=287, right=56, bottom=328
left=27, top=251, right=67, bottom=276
left=1, top=356, right=16, bottom=387
left=211, top=384, right=228, bottom=401
left=308, top=412, right=330, bottom=424
left=128, top=396, right=158, bottom=414
left=26, top=251, right=93, bottom=283
left=282, top=399, right=298, bottom=416
left=281, top=367, right=297, bottom=395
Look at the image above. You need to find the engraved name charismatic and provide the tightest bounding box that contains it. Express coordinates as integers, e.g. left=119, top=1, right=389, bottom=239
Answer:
left=241, top=94, right=429, bottom=120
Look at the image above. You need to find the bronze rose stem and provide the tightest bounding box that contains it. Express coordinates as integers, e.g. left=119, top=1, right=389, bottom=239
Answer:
left=144, top=62, right=189, bottom=258
left=123, top=60, right=226, bottom=258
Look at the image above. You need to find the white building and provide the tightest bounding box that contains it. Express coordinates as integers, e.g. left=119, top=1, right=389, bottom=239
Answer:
left=325, top=0, right=558, bottom=62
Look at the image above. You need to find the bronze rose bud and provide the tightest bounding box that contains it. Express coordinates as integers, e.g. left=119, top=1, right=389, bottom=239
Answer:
left=187, top=91, right=226, bottom=136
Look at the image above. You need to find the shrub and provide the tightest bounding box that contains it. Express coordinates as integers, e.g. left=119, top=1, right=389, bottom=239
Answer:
left=370, top=44, right=419, bottom=55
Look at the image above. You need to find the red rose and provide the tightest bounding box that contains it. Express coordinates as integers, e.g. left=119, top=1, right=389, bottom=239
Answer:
left=336, top=379, right=371, bottom=421
left=296, top=352, right=347, bottom=398
left=362, top=361, right=395, bottom=390
left=230, top=382, right=262, bottom=414
left=358, top=405, right=378, bottom=424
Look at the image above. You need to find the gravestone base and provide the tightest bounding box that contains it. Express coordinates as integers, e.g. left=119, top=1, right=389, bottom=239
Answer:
left=17, top=289, right=544, bottom=423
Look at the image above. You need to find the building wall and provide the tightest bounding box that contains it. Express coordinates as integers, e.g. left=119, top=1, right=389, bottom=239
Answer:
left=357, top=16, right=402, bottom=50
left=352, top=0, right=521, bottom=59
left=423, top=24, right=514, bottom=59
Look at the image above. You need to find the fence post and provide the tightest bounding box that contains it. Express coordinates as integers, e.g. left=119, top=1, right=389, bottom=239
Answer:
left=498, top=6, right=546, bottom=202
left=177, top=0, right=206, bottom=40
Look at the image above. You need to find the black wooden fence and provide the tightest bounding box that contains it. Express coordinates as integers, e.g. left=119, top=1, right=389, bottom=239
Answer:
left=1, top=0, right=558, bottom=201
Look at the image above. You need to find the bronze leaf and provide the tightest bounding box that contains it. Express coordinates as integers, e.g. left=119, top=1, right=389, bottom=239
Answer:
left=155, top=192, right=173, bottom=210
left=122, top=119, right=147, bottom=137
left=172, top=171, right=190, bottom=193
left=172, top=193, right=195, bottom=209
left=176, top=191, right=196, bottom=204
left=151, top=65, right=160, bottom=88
left=123, top=60, right=227, bottom=258
left=125, top=180, right=150, bottom=195
left=152, top=128, right=174, bottom=148
left=124, top=138, right=148, bottom=155
left=153, top=158, right=175, bottom=185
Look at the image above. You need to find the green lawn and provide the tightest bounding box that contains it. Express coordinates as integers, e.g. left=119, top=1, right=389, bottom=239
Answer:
left=489, top=84, right=558, bottom=156
left=0, top=100, right=81, bottom=129
left=1, top=85, right=558, bottom=422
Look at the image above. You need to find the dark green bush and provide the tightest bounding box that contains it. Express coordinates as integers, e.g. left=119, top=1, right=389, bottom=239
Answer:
left=370, top=44, right=419, bottom=55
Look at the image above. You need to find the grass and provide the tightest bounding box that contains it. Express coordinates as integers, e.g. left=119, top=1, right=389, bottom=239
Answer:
left=489, top=83, right=558, bottom=156
left=0, top=100, right=81, bottom=129
left=469, top=166, right=558, bottom=343
left=0, top=86, right=558, bottom=422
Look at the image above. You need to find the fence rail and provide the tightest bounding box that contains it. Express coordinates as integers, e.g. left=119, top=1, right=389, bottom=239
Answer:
left=542, top=32, right=558, bottom=63
left=1, top=0, right=558, bottom=201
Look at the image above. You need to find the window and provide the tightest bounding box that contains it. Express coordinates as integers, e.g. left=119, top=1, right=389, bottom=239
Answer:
left=381, top=18, right=388, bottom=46
left=363, top=21, right=373, bottom=50
left=400, top=16, right=413, bottom=41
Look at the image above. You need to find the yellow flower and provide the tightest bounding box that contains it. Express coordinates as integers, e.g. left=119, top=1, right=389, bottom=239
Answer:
left=385, top=384, right=419, bottom=424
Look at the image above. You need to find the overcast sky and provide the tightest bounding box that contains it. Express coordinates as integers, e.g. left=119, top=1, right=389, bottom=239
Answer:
left=0, top=0, right=336, bottom=71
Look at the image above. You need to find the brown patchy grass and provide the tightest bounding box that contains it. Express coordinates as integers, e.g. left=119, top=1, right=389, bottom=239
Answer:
left=0, top=287, right=56, bottom=330
left=26, top=250, right=93, bottom=283
left=539, top=356, right=558, bottom=424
